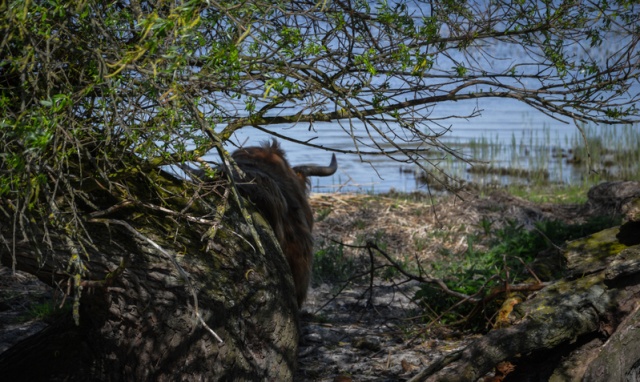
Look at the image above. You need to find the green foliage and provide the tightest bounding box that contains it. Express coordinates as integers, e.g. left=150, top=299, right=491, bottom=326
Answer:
left=2, top=0, right=638, bottom=208
left=22, top=301, right=59, bottom=322
left=313, top=241, right=358, bottom=284
left=413, top=284, right=466, bottom=324
left=1, top=0, right=638, bottom=326
left=380, top=255, right=410, bottom=280
left=414, top=215, right=621, bottom=325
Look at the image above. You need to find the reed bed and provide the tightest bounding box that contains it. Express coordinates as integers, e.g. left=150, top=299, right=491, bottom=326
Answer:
left=417, top=123, right=640, bottom=199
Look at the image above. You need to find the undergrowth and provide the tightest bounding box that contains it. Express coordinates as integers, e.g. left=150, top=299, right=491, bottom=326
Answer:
left=313, top=241, right=358, bottom=285
left=414, top=214, right=621, bottom=329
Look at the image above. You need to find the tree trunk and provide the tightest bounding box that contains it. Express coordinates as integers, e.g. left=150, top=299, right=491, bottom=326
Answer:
left=0, top=171, right=299, bottom=381
left=582, top=303, right=640, bottom=381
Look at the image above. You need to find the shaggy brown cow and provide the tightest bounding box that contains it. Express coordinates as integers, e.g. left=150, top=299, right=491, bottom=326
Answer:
left=182, top=139, right=337, bottom=307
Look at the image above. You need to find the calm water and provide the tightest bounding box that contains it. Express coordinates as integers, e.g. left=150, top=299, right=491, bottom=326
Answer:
left=212, top=96, right=639, bottom=194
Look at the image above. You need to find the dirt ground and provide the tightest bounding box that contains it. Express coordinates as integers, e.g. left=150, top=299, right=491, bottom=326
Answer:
left=296, top=189, right=601, bottom=381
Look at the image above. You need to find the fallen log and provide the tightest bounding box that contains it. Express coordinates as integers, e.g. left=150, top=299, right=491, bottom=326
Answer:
left=410, top=217, right=640, bottom=382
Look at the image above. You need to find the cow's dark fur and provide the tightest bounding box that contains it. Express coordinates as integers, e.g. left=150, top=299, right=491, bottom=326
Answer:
left=225, top=140, right=336, bottom=307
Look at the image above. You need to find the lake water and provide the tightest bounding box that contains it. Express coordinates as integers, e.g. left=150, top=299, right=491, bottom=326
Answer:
left=212, top=96, right=639, bottom=194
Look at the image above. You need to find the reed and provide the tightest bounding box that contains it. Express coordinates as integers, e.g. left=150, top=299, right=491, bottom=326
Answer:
left=418, top=122, right=640, bottom=200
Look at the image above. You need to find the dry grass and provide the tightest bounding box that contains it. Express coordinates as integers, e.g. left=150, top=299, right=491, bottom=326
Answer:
left=310, top=190, right=587, bottom=267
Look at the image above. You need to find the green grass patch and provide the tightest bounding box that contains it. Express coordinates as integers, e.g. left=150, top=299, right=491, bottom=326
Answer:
left=13, top=299, right=70, bottom=323
left=23, top=301, right=57, bottom=321
left=313, top=241, right=358, bottom=284
left=506, top=183, right=593, bottom=204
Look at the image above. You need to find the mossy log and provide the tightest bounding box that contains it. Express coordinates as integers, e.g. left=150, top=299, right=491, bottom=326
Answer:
left=0, top=170, right=299, bottom=381
left=411, top=218, right=640, bottom=382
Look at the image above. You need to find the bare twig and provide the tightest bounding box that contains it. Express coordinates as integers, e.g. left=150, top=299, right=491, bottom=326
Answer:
left=365, top=241, right=479, bottom=303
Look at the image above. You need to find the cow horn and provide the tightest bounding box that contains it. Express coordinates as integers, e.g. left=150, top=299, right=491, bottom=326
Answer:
left=293, top=154, right=338, bottom=177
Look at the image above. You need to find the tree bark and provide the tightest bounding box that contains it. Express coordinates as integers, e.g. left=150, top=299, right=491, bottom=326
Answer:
left=0, top=172, right=299, bottom=381
left=582, top=303, right=640, bottom=381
